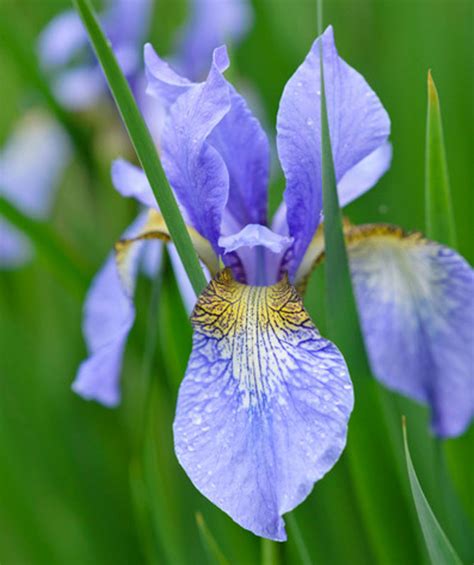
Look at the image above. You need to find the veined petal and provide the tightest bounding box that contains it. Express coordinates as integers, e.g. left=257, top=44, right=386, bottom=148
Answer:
left=209, top=86, right=270, bottom=227
left=73, top=214, right=149, bottom=406
left=346, top=225, right=474, bottom=437
left=145, top=43, right=194, bottom=107
left=277, top=25, right=390, bottom=275
left=174, top=269, right=353, bottom=540
left=174, top=0, right=253, bottom=80
left=159, top=47, right=231, bottom=249
left=146, top=44, right=270, bottom=240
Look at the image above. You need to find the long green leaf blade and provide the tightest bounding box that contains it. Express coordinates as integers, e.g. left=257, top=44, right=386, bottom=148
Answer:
left=402, top=418, right=462, bottom=565
left=72, top=0, right=208, bottom=296
left=319, top=44, right=369, bottom=375
left=425, top=71, right=457, bottom=247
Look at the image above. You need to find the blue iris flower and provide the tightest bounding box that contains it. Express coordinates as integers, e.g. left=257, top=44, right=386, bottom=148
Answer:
left=74, top=26, right=392, bottom=539
left=72, top=22, right=473, bottom=539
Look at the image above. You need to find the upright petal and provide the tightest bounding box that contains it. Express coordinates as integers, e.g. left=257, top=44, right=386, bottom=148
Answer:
left=146, top=44, right=270, bottom=247
left=277, top=25, right=390, bottom=275
left=346, top=225, right=474, bottom=437
left=209, top=86, right=270, bottom=227
left=174, top=270, right=353, bottom=540
left=174, top=0, right=253, bottom=80
left=158, top=47, right=231, bottom=249
left=337, top=142, right=393, bottom=207
left=72, top=214, right=149, bottom=406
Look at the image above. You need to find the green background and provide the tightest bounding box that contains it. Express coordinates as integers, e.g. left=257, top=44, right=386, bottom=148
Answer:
left=0, top=0, right=472, bottom=563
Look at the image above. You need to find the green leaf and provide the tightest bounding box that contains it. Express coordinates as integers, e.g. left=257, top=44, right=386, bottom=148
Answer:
left=0, top=195, right=90, bottom=296
left=402, top=418, right=463, bottom=565
left=318, top=33, right=369, bottom=376
left=72, top=0, right=208, bottom=296
left=196, top=513, right=231, bottom=565
left=425, top=71, right=457, bottom=247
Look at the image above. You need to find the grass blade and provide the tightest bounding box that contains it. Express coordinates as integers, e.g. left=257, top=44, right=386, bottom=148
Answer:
left=402, top=418, right=463, bottom=565
left=0, top=196, right=90, bottom=296
left=319, top=39, right=369, bottom=375
left=196, top=513, right=231, bottom=565
left=425, top=71, right=457, bottom=247
left=72, top=0, right=208, bottom=296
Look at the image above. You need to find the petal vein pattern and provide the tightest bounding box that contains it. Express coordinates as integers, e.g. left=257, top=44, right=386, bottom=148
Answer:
left=174, top=270, right=353, bottom=540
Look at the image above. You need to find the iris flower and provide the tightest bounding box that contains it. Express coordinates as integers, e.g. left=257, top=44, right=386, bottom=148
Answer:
left=0, top=112, right=70, bottom=267
left=74, top=26, right=398, bottom=539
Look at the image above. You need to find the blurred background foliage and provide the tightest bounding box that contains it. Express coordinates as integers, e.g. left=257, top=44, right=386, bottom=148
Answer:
left=0, top=0, right=472, bottom=563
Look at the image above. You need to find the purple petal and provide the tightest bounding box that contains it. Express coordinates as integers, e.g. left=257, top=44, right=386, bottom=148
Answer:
left=219, top=224, right=292, bottom=284
left=277, top=25, right=390, bottom=276
left=208, top=86, right=270, bottom=227
left=338, top=142, right=393, bottom=207
left=38, top=10, right=87, bottom=68
left=168, top=244, right=200, bottom=315
left=111, top=159, right=158, bottom=209
left=174, top=0, right=253, bottom=80
left=219, top=224, right=292, bottom=254
left=0, top=112, right=70, bottom=218
left=174, top=270, right=353, bottom=539
left=146, top=44, right=269, bottom=247
left=73, top=214, right=148, bottom=406
left=348, top=227, right=474, bottom=437
left=158, top=47, right=231, bottom=249
left=145, top=43, right=193, bottom=107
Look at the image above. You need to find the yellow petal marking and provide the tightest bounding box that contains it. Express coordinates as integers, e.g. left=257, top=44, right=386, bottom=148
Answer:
left=115, top=209, right=219, bottom=294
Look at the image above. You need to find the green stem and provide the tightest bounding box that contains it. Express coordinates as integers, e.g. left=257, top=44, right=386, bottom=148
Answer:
left=261, top=539, right=280, bottom=565
left=72, top=0, right=208, bottom=296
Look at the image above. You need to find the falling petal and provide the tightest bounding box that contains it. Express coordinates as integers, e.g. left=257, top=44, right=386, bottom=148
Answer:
left=346, top=225, right=474, bottom=437
left=174, top=269, right=353, bottom=540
